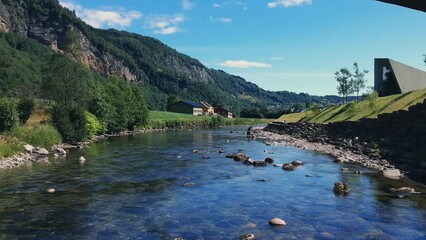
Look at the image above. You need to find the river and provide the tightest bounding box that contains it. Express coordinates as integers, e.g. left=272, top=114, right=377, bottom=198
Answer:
left=0, top=127, right=425, bottom=239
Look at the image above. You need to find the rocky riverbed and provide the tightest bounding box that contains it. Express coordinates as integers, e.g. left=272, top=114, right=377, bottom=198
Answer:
left=250, top=126, right=404, bottom=180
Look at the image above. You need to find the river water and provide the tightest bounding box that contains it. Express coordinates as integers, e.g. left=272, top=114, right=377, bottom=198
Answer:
left=0, top=127, right=425, bottom=239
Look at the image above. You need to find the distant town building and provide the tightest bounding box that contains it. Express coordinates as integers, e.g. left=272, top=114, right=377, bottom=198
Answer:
left=200, top=101, right=215, bottom=115
left=374, top=58, right=426, bottom=97
left=214, top=106, right=233, bottom=118
left=168, top=100, right=203, bottom=115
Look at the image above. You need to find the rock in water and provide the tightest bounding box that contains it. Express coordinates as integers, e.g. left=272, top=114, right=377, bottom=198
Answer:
left=219, top=149, right=225, bottom=154
left=240, top=233, right=255, bottom=240
left=265, top=157, right=274, bottom=164
left=46, top=188, right=55, bottom=193
left=253, top=161, right=267, bottom=167
left=333, top=182, right=351, bottom=195
left=269, top=218, right=286, bottom=226
left=282, top=163, right=296, bottom=171
left=390, top=187, right=419, bottom=194
left=291, top=160, right=304, bottom=166
left=79, top=156, right=86, bottom=164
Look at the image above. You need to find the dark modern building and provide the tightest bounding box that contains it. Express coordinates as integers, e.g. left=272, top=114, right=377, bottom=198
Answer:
left=376, top=0, right=426, bottom=12
left=168, top=100, right=203, bottom=115
left=214, top=106, right=233, bottom=119
left=374, top=58, right=426, bottom=97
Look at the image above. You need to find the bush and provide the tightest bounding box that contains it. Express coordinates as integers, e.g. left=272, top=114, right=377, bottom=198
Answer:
left=0, top=137, right=23, bottom=158
left=85, top=111, right=106, bottom=137
left=364, top=91, right=379, bottom=109
left=52, top=104, right=88, bottom=143
left=0, top=97, right=18, bottom=132
left=10, top=124, right=62, bottom=148
left=17, top=98, right=35, bottom=124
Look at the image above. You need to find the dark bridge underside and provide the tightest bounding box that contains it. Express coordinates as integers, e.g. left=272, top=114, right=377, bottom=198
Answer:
left=376, top=0, right=426, bottom=12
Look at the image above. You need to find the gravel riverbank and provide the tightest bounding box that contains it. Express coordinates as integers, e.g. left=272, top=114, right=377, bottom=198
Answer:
left=250, top=126, right=404, bottom=180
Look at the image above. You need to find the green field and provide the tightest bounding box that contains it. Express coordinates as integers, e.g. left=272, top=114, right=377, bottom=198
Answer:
left=148, top=111, right=271, bottom=129
left=278, top=88, right=426, bottom=123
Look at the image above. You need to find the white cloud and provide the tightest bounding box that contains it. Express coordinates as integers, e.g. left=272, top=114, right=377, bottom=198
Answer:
left=210, top=16, right=232, bottom=24
left=212, top=3, right=221, bottom=8
left=267, top=0, right=312, bottom=8
left=272, top=57, right=284, bottom=60
left=219, top=18, right=232, bottom=24
left=144, top=14, right=186, bottom=35
left=219, top=60, right=272, bottom=68
left=59, top=1, right=142, bottom=28
left=182, top=0, right=194, bottom=10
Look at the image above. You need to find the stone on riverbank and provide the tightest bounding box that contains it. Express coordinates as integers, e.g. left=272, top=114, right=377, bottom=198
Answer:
left=35, top=148, right=49, bottom=155
left=24, top=144, right=34, bottom=153
left=383, top=169, right=402, bottom=180
left=269, top=218, right=286, bottom=226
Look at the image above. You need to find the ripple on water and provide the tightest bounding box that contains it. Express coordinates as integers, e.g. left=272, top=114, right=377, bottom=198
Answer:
left=0, top=127, right=425, bottom=239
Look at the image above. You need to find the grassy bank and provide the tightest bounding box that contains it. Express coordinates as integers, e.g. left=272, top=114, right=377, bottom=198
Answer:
left=0, top=124, right=62, bottom=158
left=278, top=88, right=426, bottom=123
left=148, top=111, right=271, bottom=129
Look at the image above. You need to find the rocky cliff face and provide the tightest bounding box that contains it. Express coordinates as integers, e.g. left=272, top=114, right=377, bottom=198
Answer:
left=165, top=55, right=214, bottom=83
left=0, top=1, right=136, bottom=81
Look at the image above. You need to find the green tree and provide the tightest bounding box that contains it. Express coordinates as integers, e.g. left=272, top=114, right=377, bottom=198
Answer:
left=335, top=68, right=353, bottom=104
left=0, top=97, right=18, bottom=132
left=351, top=62, right=369, bottom=102
left=42, top=55, right=90, bottom=108
left=17, top=98, right=35, bottom=124
left=166, top=94, right=180, bottom=110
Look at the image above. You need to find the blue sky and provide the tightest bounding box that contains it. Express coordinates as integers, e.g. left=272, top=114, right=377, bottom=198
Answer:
left=59, top=0, right=426, bottom=96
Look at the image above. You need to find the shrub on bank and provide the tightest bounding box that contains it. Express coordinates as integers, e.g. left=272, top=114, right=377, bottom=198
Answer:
left=0, top=137, right=23, bottom=158
left=17, top=98, right=35, bottom=124
left=10, top=124, right=62, bottom=149
left=0, top=97, right=18, bottom=132
left=85, top=111, right=106, bottom=137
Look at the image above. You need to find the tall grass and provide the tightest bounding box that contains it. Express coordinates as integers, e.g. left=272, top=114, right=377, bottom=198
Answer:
left=146, top=115, right=270, bottom=130
left=0, top=137, right=23, bottom=158
left=10, top=124, right=62, bottom=149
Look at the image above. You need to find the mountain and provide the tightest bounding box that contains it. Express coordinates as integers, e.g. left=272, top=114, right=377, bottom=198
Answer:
left=0, top=0, right=341, bottom=112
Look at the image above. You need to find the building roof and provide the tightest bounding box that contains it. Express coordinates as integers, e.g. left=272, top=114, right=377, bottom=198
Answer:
left=376, top=0, right=426, bottom=12
left=182, top=100, right=203, bottom=108
left=200, top=101, right=212, bottom=108
left=376, top=58, right=426, bottom=93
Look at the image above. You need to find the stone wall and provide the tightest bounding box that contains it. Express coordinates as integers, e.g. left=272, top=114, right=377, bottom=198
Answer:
left=265, top=99, right=426, bottom=183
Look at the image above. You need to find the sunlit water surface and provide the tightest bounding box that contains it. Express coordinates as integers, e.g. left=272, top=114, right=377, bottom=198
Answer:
left=0, top=127, right=425, bottom=239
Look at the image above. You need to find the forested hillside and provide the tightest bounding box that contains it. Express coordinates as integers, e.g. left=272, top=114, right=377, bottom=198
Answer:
left=0, top=0, right=342, bottom=112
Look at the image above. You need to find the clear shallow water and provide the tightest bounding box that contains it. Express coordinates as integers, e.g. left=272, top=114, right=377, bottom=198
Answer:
left=0, top=127, right=425, bottom=239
